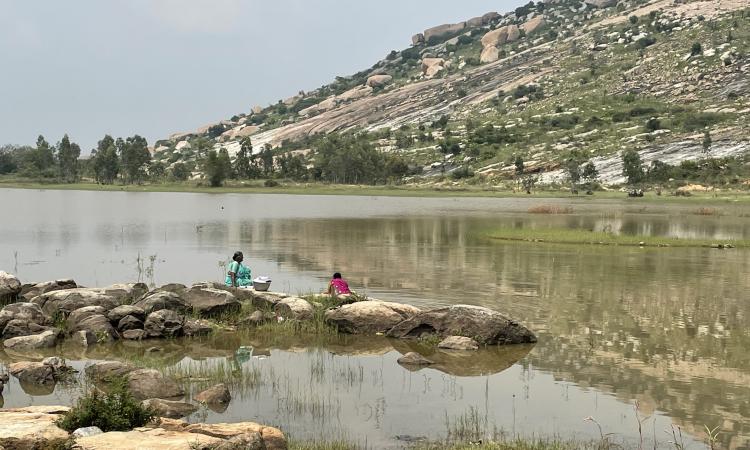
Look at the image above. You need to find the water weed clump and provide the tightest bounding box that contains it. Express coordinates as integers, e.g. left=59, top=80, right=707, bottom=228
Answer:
left=57, top=378, right=155, bottom=432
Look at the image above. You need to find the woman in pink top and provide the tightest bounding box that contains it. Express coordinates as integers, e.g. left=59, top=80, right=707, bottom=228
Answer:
left=325, top=272, right=351, bottom=296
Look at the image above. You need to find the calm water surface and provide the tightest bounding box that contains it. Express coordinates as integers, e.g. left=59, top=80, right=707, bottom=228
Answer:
left=1, top=188, right=749, bottom=449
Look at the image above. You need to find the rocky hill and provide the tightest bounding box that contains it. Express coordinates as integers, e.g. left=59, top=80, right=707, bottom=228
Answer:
left=153, top=0, right=750, bottom=188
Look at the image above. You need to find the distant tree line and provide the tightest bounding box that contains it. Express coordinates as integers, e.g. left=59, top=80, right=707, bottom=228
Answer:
left=203, top=133, right=411, bottom=187
left=0, top=135, right=81, bottom=181
left=0, top=133, right=169, bottom=185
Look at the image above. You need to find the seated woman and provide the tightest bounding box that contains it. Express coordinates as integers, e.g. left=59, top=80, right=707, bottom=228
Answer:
left=225, top=251, right=252, bottom=287
left=324, top=272, right=352, bottom=296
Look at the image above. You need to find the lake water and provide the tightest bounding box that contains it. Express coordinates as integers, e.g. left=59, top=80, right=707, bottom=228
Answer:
left=1, top=188, right=749, bottom=449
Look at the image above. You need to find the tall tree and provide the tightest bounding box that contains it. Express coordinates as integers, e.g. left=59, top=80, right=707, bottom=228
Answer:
left=259, top=144, right=274, bottom=177
left=57, top=134, right=81, bottom=182
left=118, top=135, right=151, bottom=184
left=30, top=135, right=56, bottom=178
left=234, top=138, right=252, bottom=179
left=92, top=135, right=120, bottom=184
left=218, top=148, right=232, bottom=180
left=622, top=149, right=645, bottom=185
left=203, top=150, right=228, bottom=187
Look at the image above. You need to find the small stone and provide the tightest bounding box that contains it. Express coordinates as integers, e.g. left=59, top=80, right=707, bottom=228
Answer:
left=73, top=426, right=103, bottom=438
left=195, top=384, right=231, bottom=405
left=141, top=398, right=198, bottom=419
left=397, top=352, right=434, bottom=366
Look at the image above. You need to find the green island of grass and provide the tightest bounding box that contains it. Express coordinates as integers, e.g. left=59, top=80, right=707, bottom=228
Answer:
left=484, top=227, right=748, bottom=248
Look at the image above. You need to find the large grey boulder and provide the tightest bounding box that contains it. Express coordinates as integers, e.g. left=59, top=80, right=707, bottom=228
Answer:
left=32, top=288, right=120, bottom=316
left=118, top=315, right=144, bottom=332
left=144, top=310, right=184, bottom=338
left=141, top=399, right=197, bottom=419
left=68, top=306, right=106, bottom=327
left=1, top=319, right=51, bottom=339
left=19, top=279, right=77, bottom=301
left=0, top=271, right=21, bottom=303
left=3, top=329, right=59, bottom=350
left=0, top=302, right=50, bottom=331
left=69, top=309, right=117, bottom=341
left=274, top=297, right=314, bottom=321
left=521, top=16, right=547, bottom=35
left=85, top=361, right=136, bottom=380
left=325, top=301, right=421, bottom=335
left=101, top=283, right=148, bottom=304
left=184, top=286, right=240, bottom=317
left=480, top=46, right=501, bottom=64
left=424, top=22, right=466, bottom=43
left=584, top=0, right=617, bottom=7
left=133, top=291, right=190, bottom=315
left=107, top=305, right=146, bottom=323
left=387, top=305, right=537, bottom=345
left=9, top=361, right=55, bottom=385
left=126, top=369, right=184, bottom=400
left=366, top=74, right=392, bottom=88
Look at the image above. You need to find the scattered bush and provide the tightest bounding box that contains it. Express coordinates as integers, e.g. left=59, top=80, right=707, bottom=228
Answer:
left=690, top=42, right=703, bottom=56
left=57, top=378, right=155, bottom=433
left=451, top=166, right=475, bottom=180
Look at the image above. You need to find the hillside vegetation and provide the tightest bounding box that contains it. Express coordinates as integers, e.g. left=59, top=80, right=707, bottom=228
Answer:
left=2, top=0, right=748, bottom=193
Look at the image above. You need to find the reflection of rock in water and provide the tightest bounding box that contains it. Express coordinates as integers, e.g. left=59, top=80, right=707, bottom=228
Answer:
left=392, top=340, right=534, bottom=377
left=19, top=379, right=56, bottom=396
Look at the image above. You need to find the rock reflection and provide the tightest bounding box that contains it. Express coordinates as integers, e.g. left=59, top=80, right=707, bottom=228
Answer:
left=393, top=340, right=534, bottom=377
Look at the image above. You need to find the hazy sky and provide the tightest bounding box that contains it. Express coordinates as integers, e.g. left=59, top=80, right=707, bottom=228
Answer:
left=0, top=1, right=523, bottom=151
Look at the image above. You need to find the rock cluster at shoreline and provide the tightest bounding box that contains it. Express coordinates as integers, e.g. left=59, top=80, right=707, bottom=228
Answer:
left=0, top=405, right=287, bottom=450
left=0, top=273, right=537, bottom=349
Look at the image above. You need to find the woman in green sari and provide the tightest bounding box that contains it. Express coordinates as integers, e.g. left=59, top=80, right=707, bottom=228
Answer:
left=225, top=251, right=252, bottom=287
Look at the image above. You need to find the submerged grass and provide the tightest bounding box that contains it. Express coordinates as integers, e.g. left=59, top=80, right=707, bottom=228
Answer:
left=288, top=440, right=602, bottom=450
left=484, top=227, right=749, bottom=248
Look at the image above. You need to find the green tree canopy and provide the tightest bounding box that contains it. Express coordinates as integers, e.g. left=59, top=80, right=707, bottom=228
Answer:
left=118, top=135, right=151, bottom=184
left=622, top=149, right=645, bottom=185
left=92, top=135, right=120, bottom=184
left=57, top=134, right=81, bottom=182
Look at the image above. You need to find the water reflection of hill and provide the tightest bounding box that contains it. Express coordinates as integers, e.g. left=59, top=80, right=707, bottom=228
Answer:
left=234, top=216, right=750, bottom=448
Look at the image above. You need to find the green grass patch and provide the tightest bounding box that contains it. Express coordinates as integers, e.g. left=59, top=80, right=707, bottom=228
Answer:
left=484, top=227, right=748, bottom=248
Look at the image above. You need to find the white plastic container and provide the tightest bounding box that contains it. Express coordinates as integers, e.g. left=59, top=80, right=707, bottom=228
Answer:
left=252, top=276, right=272, bottom=292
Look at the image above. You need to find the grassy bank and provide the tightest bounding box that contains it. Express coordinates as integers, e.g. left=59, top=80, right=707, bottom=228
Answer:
left=484, top=226, right=749, bottom=248
left=2, top=178, right=750, bottom=202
